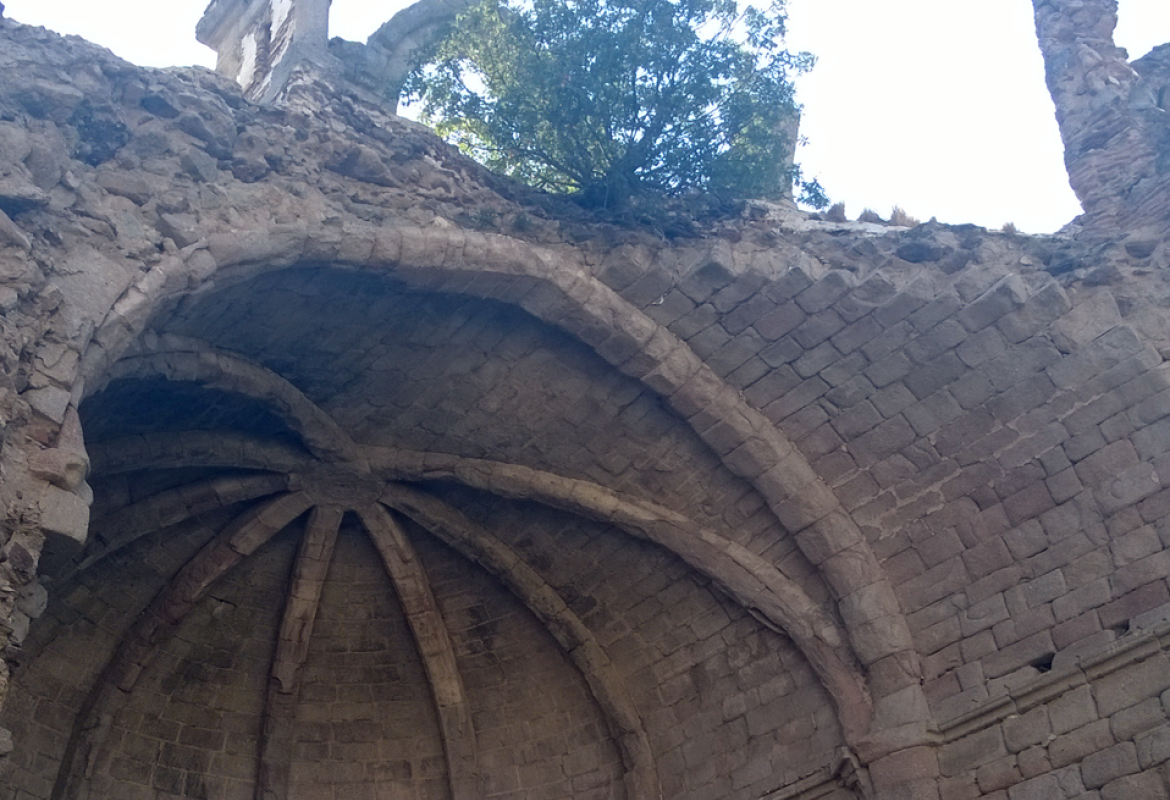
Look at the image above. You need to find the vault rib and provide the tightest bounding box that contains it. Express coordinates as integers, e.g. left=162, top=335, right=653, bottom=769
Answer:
left=51, top=492, right=314, bottom=800
left=356, top=504, right=482, bottom=800
left=90, top=431, right=313, bottom=475
left=58, top=472, right=290, bottom=583
left=97, top=335, right=360, bottom=463
left=380, top=483, right=661, bottom=800
left=257, top=504, right=343, bottom=800
left=82, top=425, right=870, bottom=744
left=372, top=453, right=874, bottom=742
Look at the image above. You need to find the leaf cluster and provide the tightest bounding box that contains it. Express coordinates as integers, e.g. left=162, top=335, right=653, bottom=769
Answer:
left=402, top=0, right=825, bottom=209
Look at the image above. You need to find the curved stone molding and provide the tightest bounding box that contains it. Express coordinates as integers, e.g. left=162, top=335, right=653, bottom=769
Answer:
left=98, top=335, right=361, bottom=463
left=89, top=431, right=314, bottom=475
left=51, top=492, right=314, bottom=800
left=258, top=505, right=343, bottom=800
left=57, top=472, right=290, bottom=583
left=357, top=504, right=482, bottom=800
left=379, top=483, right=663, bottom=800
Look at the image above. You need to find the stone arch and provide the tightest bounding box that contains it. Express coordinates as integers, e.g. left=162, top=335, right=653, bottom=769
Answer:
left=79, top=224, right=926, bottom=754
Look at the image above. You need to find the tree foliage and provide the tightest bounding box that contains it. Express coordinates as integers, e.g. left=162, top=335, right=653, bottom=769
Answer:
left=403, top=0, right=825, bottom=209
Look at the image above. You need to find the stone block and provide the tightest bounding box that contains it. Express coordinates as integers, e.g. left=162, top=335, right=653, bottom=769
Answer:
left=1006, top=772, right=1062, bottom=800
left=849, top=414, right=917, bottom=467
left=1081, top=742, right=1139, bottom=789
left=917, top=527, right=965, bottom=568
left=992, top=604, right=1056, bottom=649
left=1004, top=706, right=1052, bottom=753
left=1096, top=460, right=1163, bottom=515
left=794, top=270, right=854, bottom=314
left=906, top=319, right=969, bottom=364
left=1112, top=552, right=1170, bottom=596
left=962, top=538, right=1014, bottom=581
left=1094, top=654, right=1170, bottom=717
left=987, top=339, right=1063, bottom=393
left=1075, top=440, right=1141, bottom=487
left=792, top=308, right=846, bottom=350
left=792, top=340, right=842, bottom=377
left=1048, top=719, right=1114, bottom=768
left=872, top=382, right=919, bottom=418
left=1024, top=570, right=1068, bottom=608
left=744, top=366, right=801, bottom=408
left=671, top=302, right=721, bottom=340
left=1005, top=520, right=1048, bottom=560
left=1003, top=482, right=1056, bottom=527
left=1110, top=697, right=1165, bottom=742
left=1053, top=578, right=1112, bottom=622
left=1013, top=746, right=1050, bottom=780
left=832, top=400, right=884, bottom=439
left=866, top=351, right=914, bottom=389
left=960, top=593, right=1010, bottom=637
left=905, top=391, right=964, bottom=437
left=958, top=275, right=1027, bottom=332
left=1138, top=486, right=1170, bottom=523
left=832, top=314, right=883, bottom=355
left=754, top=301, right=806, bottom=341
left=820, top=350, right=870, bottom=387
left=1099, top=582, right=1170, bottom=630
left=710, top=271, right=769, bottom=314
left=1047, top=468, right=1084, bottom=504
left=761, top=375, right=829, bottom=422
left=904, top=352, right=968, bottom=400
left=910, top=291, right=963, bottom=333
left=939, top=727, right=1008, bottom=777
left=706, top=329, right=767, bottom=377
left=939, top=774, right=981, bottom=800
left=1135, top=724, right=1170, bottom=768
left=1133, top=418, right=1170, bottom=461
left=1129, top=601, right=1170, bottom=632
left=982, top=631, right=1055, bottom=679
left=720, top=293, right=778, bottom=335
left=1100, top=771, right=1169, bottom=800
left=39, top=483, right=91, bottom=546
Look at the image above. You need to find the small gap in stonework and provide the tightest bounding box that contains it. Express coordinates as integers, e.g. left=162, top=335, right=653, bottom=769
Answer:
left=1030, top=653, right=1055, bottom=673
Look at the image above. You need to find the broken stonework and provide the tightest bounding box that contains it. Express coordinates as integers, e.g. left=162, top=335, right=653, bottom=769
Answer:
left=0, top=1, right=1167, bottom=799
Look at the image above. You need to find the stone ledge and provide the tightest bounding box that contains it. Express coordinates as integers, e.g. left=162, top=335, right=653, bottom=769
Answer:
left=940, top=615, right=1170, bottom=741
left=758, top=767, right=845, bottom=800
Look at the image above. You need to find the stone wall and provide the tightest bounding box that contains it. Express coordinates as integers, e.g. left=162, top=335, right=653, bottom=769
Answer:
left=0, top=1, right=1167, bottom=799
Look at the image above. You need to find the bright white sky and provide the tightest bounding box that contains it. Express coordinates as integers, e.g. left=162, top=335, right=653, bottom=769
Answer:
left=4, top=0, right=1169, bottom=233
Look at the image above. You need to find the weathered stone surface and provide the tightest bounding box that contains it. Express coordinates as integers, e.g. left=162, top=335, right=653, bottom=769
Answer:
left=0, top=3, right=1168, bottom=800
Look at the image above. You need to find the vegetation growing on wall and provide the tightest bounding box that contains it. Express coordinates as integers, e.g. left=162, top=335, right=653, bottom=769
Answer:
left=403, top=0, right=825, bottom=209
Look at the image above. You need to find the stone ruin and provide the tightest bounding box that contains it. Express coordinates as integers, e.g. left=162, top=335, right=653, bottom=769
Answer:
left=0, top=0, right=1168, bottom=798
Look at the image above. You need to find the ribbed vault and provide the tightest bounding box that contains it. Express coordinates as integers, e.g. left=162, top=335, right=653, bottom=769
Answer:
left=7, top=266, right=868, bottom=800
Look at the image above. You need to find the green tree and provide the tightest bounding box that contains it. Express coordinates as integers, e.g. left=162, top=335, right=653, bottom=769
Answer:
left=403, top=0, right=825, bottom=209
